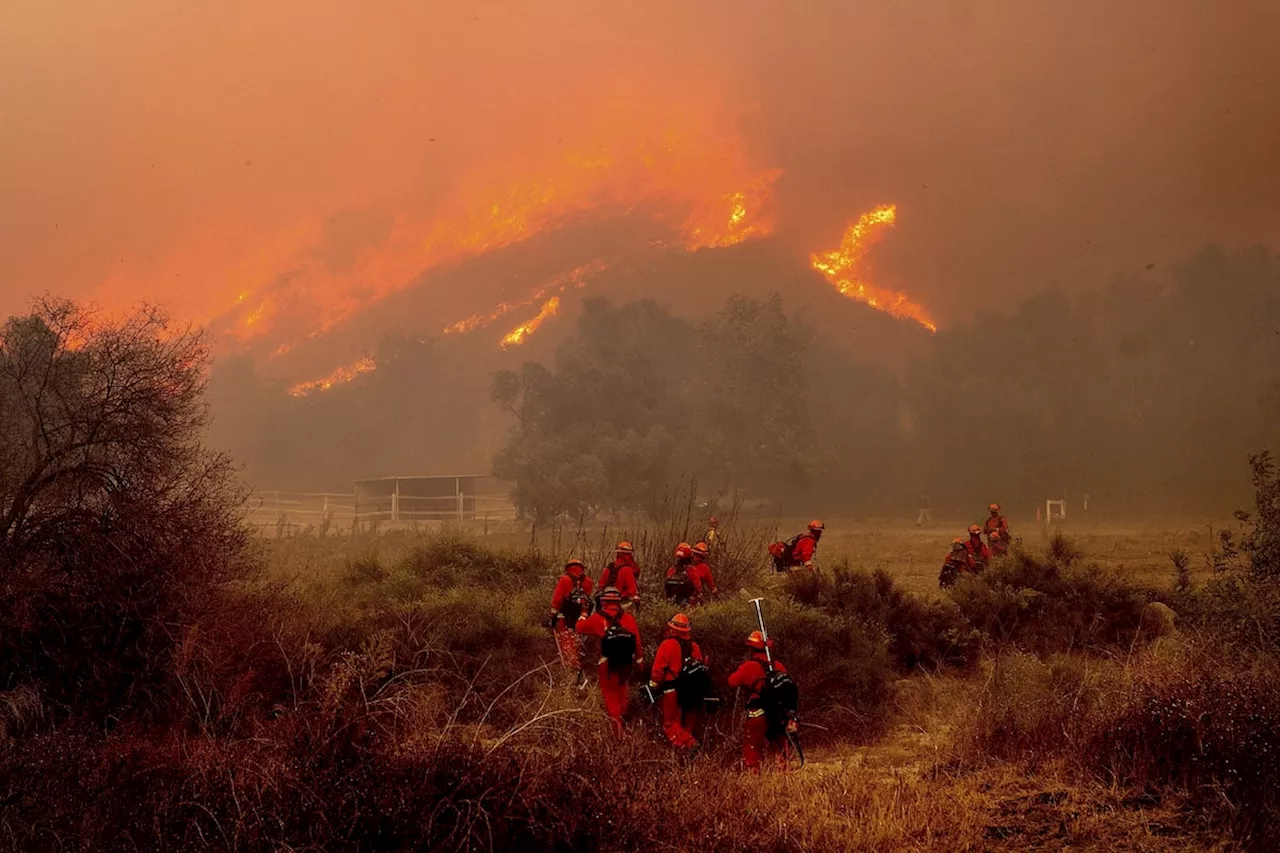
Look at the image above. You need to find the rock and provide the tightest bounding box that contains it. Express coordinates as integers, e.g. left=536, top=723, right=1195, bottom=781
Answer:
left=1141, top=601, right=1178, bottom=638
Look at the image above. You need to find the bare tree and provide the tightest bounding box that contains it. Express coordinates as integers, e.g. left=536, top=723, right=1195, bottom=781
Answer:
left=0, top=298, right=254, bottom=717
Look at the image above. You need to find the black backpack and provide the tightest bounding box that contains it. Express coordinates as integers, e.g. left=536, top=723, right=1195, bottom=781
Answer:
left=560, top=575, right=592, bottom=623
left=664, top=565, right=696, bottom=603
left=600, top=612, right=637, bottom=671
left=769, top=534, right=806, bottom=572
left=674, top=639, right=712, bottom=711
left=759, top=665, right=799, bottom=737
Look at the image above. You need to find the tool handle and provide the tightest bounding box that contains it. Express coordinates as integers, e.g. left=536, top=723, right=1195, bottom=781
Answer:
left=750, top=598, right=774, bottom=666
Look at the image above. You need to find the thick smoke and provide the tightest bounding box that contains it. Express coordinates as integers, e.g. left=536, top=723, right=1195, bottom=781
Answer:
left=2, top=0, right=1277, bottom=323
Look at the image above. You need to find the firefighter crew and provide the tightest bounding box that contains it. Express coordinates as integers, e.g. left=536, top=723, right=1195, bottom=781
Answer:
left=599, top=540, right=640, bottom=608
left=965, top=524, right=992, bottom=571
left=727, top=631, right=794, bottom=774
left=549, top=558, right=594, bottom=685
left=575, top=587, right=643, bottom=739
left=939, top=538, right=974, bottom=588
left=690, top=541, right=718, bottom=598
left=649, top=612, right=705, bottom=750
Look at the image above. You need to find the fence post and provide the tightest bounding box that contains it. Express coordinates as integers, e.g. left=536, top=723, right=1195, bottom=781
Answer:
left=391, top=491, right=400, bottom=523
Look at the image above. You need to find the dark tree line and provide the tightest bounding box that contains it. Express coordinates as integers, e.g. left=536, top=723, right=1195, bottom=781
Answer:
left=206, top=243, right=1280, bottom=520
left=493, top=245, right=1280, bottom=520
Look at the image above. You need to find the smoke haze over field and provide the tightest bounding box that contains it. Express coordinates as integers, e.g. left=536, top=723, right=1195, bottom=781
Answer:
left=4, top=1, right=1280, bottom=513
left=3, top=0, right=1279, bottom=328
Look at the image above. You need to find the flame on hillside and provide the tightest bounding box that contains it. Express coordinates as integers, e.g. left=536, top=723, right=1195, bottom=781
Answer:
left=442, top=261, right=607, bottom=336
left=288, top=355, right=377, bottom=397
left=500, top=297, right=560, bottom=349
left=202, top=103, right=778, bottom=353
left=810, top=204, right=937, bottom=333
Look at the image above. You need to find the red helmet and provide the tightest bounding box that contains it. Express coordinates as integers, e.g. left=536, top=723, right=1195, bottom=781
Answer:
left=951, top=537, right=966, bottom=551
left=988, top=530, right=1002, bottom=541
left=808, top=520, right=825, bottom=532
left=989, top=503, right=1001, bottom=513
left=708, top=516, right=720, bottom=527
left=745, top=630, right=771, bottom=650
left=565, top=558, right=585, bottom=572
left=968, top=524, right=982, bottom=536
left=692, top=541, right=710, bottom=557
left=674, top=542, right=693, bottom=560
left=668, top=612, right=692, bottom=637
left=616, top=540, right=634, bottom=554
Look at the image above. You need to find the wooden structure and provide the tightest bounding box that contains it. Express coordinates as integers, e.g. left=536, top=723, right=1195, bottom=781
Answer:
left=353, top=474, right=500, bottom=523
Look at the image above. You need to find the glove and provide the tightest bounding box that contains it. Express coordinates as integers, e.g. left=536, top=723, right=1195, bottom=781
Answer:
left=786, top=718, right=799, bottom=734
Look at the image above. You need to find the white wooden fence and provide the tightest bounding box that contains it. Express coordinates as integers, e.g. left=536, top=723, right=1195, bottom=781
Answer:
left=246, top=490, right=517, bottom=535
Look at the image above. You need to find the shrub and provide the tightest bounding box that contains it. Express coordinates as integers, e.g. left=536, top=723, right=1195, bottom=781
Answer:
left=786, top=562, right=981, bottom=671
left=1092, top=648, right=1280, bottom=846
left=954, top=652, right=1112, bottom=765
left=949, top=534, right=1153, bottom=655
left=343, top=550, right=389, bottom=585
left=399, top=529, right=554, bottom=592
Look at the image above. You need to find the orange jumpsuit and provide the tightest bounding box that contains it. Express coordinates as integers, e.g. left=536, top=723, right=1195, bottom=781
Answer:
left=650, top=635, right=704, bottom=748
left=728, top=654, right=791, bottom=773
left=576, top=606, right=643, bottom=738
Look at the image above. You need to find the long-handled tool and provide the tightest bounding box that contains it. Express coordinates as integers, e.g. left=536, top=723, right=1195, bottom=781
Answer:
left=748, top=597, right=773, bottom=666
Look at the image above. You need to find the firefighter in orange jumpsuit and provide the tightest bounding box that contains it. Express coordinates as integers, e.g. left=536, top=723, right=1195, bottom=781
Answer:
left=549, top=558, right=593, bottom=684
left=939, top=538, right=974, bottom=588
left=727, top=631, right=794, bottom=773
left=984, top=504, right=1010, bottom=539
left=649, top=612, right=705, bottom=750
left=965, top=524, right=992, bottom=571
left=664, top=542, right=703, bottom=605
left=576, top=587, right=643, bottom=738
left=690, top=541, right=718, bottom=598
left=791, top=520, right=824, bottom=570
left=599, top=540, right=640, bottom=608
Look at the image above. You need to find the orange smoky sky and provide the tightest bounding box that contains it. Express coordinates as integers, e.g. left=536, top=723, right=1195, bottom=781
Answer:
left=2, top=0, right=1278, bottom=332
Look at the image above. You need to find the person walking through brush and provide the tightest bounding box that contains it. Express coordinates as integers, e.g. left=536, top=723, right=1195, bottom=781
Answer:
left=984, top=503, right=1010, bottom=539
left=649, top=612, right=710, bottom=751
left=599, top=540, right=640, bottom=609
left=939, top=538, right=975, bottom=588
left=965, top=524, right=992, bottom=572
left=727, top=631, right=799, bottom=774
left=768, top=520, right=824, bottom=573
left=984, top=504, right=1011, bottom=557
left=690, top=541, right=718, bottom=598
left=575, top=586, right=643, bottom=738
left=549, top=558, right=594, bottom=687
left=704, top=516, right=721, bottom=549
left=664, top=542, right=703, bottom=605
left=988, top=528, right=1009, bottom=558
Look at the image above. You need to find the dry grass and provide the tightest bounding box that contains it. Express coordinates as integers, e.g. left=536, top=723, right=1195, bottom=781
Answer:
left=0, top=521, right=1260, bottom=850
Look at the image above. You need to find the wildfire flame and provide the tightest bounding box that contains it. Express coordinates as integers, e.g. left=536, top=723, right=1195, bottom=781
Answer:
left=442, top=261, right=607, bottom=336
left=205, top=105, right=778, bottom=352
left=287, top=355, right=377, bottom=397
left=809, top=204, right=937, bottom=333
left=500, top=297, right=560, bottom=349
